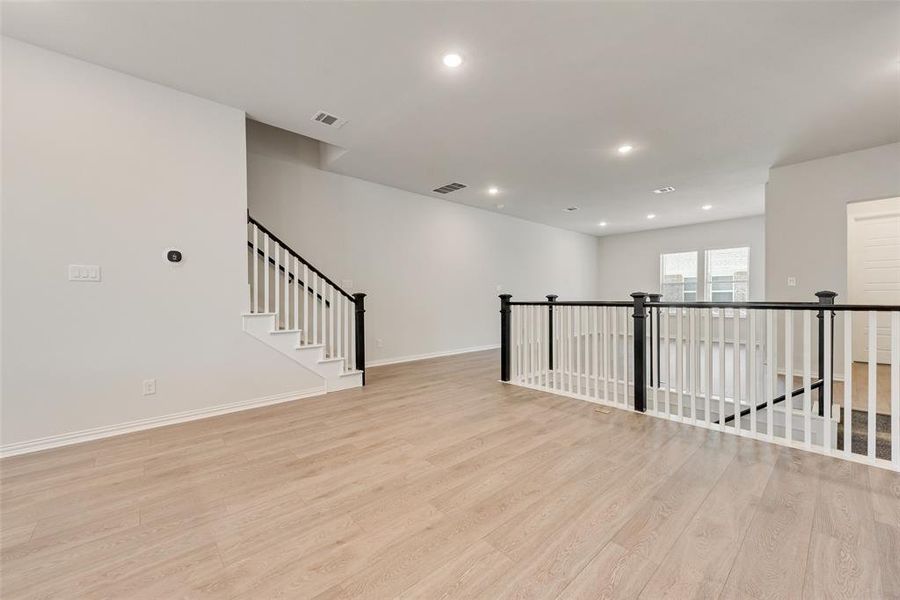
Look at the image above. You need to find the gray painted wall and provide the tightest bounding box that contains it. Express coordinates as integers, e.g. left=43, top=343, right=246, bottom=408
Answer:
left=1, top=39, right=320, bottom=447
left=596, top=216, right=766, bottom=301
left=766, top=142, right=900, bottom=377
left=246, top=120, right=603, bottom=364
left=766, top=143, right=900, bottom=302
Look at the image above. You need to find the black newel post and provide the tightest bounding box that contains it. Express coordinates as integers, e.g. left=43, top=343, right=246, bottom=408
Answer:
left=546, top=294, right=558, bottom=370
left=500, top=294, right=512, bottom=382
left=815, top=290, right=837, bottom=417
left=648, top=293, right=662, bottom=387
left=631, top=292, right=648, bottom=412
left=353, top=293, right=367, bottom=385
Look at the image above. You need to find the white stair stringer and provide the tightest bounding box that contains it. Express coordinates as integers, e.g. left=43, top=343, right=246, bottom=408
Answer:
left=242, top=313, right=363, bottom=392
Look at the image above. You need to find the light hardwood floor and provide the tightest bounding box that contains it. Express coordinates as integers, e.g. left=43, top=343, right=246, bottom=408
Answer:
left=1, top=350, right=898, bottom=599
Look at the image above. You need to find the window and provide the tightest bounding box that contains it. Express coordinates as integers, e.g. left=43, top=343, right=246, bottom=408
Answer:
left=660, top=251, right=698, bottom=302
left=704, top=247, right=749, bottom=302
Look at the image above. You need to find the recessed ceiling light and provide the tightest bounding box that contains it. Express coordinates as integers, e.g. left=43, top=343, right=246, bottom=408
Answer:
left=563, top=207, right=579, bottom=213
left=617, top=144, right=633, bottom=155
left=653, top=186, right=675, bottom=194
left=442, top=53, right=463, bottom=68
left=647, top=213, right=656, bottom=220
left=487, top=186, right=500, bottom=195
left=598, top=221, right=608, bottom=227
left=701, top=204, right=712, bottom=210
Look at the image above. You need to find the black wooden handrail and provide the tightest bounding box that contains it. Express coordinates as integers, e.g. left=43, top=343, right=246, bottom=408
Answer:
left=718, top=379, right=824, bottom=425
left=247, top=243, right=330, bottom=308
left=509, top=300, right=633, bottom=307
left=646, top=301, right=899, bottom=312
left=248, top=213, right=354, bottom=301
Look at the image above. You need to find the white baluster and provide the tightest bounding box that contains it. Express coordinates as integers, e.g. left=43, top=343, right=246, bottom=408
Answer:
left=766, top=310, right=775, bottom=440
left=565, top=306, right=572, bottom=392
left=803, top=311, right=812, bottom=447
left=311, top=273, right=319, bottom=345
left=274, top=245, right=281, bottom=327
left=602, top=307, right=609, bottom=403
left=612, top=307, right=619, bottom=404
left=251, top=224, right=259, bottom=312
left=530, top=305, right=536, bottom=386
left=535, top=306, right=547, bottom=387
left=283, top=250, right=289, bottom=328
left=891, top=311, right=899, bottom=469
left=688, top=308, right=700, bottom=423
left=750, top=309, right=757, bottom=436
left=536, top=305, right=541, bottom=385
left=843, top=312, right=852, bottom=457
left=623, top=306, right=629, bottom=407
left=868, top=311, right=877, bottom=458
left=734, top=308, right=742, bottom=433
left=293, top=257, right=300, bottom=330
left=302, top=264, right=309, bottom=344
left=676, top=308, right=683, bottom=419
left=337, top=293, right=343, bottom=364
left=784, top=311, right=793, bottom=440
left=263, top=233, right=270, bottom=313
left=705, top=309, right=713, bottom=426
left=662, top=308, right=669, bottom=417
left=718, top=310, right=726, bottom=431
left=329, top=286, right=335, bottom=358
left=518, top=306, right=524, bottom=383
left=823, top=308, right=833, bottom=454
left=591, top=306, right=601, bottom=400
left=653, top=308, right=659, bottom=414
left=575, top=306, right=582, bottom=395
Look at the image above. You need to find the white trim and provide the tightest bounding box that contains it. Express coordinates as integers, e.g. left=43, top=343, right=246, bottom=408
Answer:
left=0, top=387, right=325, bottom=458
left=368, top=344, right=500, bottom=367
left=777, top=367, right=845, bottom=383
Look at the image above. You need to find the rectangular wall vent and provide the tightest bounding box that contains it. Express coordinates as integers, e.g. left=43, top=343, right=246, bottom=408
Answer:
left=311, top=111, right=347, bottom=128
left=433, top=182, right=467, bottom=194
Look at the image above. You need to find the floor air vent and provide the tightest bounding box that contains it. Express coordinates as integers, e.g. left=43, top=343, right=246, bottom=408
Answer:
left=433, top=182, right=467, bottom=194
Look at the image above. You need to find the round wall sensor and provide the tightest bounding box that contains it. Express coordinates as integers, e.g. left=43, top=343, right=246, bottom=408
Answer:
left=166, top=249, right=183, bottom=263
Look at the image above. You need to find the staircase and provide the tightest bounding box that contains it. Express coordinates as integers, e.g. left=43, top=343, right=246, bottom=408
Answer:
left=243, top=214, right=365, bottom=392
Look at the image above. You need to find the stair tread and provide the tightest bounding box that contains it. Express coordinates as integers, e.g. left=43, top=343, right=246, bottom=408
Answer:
left=270, top=329, right=302, bottom=335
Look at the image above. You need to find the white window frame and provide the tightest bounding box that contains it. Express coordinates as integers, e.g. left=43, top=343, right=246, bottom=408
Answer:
left=657, top=246, right=751, bottom=316
left=659, top=251, right=699, bottom=304
left=703, top=246, right=751, bottom=317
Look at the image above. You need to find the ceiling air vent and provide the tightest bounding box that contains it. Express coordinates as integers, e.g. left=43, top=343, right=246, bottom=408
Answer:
left=563, top=207, right=579, bottom=212
left=433, top=182, right=467, bottom=194
left=311, top=111, right=347, bottom=128
left=653, top=186, right=676, bottom=194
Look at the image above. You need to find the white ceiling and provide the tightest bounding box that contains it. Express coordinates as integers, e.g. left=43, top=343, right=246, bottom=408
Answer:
left=3, top=2, right=898, bottom=236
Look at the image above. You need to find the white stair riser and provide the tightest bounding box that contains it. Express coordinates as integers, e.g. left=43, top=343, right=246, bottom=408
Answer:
left=242, top=313, right=362, bottom=391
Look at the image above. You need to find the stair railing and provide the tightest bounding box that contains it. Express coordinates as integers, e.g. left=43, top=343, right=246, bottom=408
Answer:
left=248, top=213, right=366, bottom=383
left=499, top=292, right=900, bottom=472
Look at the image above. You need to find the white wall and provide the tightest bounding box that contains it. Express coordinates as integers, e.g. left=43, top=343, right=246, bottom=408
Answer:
left=766, top=143, right=900, bottom=376
left=595, top=216, right=766, bottom=300
left=766, top=143, right=900, bottom=302
left=1, top=39, right=322, bottom=449
left=246, top=120, right=602, bottom=364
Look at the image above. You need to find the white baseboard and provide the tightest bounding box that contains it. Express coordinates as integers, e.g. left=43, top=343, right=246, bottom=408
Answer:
left=777, top=368, right=845, bottom=383
left=368, top=344, right=500, bottom=368
left=0, top=387, right=325, bottom=458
